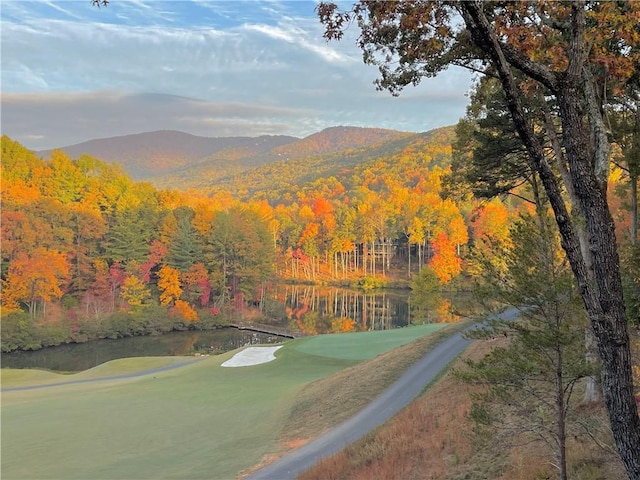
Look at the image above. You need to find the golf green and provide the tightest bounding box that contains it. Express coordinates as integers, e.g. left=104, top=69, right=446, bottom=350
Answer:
left=293, top=323, right=446, bottom=360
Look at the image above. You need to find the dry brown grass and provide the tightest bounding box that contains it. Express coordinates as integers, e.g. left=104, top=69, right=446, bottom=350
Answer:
left=499, top=423, right=626, bottom=480
left=296, top=335, right=629, bottom=480
left=243, top=324, right=639, bottom=480
left=296, top=340, right=489, bottom=480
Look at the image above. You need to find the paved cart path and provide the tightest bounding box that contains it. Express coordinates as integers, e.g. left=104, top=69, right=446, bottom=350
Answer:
left=245, top=308, right=520, bottom=480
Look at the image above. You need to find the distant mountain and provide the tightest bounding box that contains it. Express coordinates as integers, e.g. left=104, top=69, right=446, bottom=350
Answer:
left=154, top=126, right=456, bottom=199
left=37, top=126, right=413, bottom=182
left=270, top=126, right=413, bottom=158
left=37, top=130, right=299, bottom=179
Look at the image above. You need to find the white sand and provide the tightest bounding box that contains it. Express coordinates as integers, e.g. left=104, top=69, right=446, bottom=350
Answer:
left=221, top=346, right=283, bottom=367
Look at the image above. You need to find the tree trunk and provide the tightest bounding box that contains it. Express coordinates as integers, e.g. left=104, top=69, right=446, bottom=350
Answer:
left=371, top=241, right=376, bottom=277
left=632, top=174, right=638, bottom=245
left=461, top=4, right=640, bottom=476
left=556, top=74, right=640, bottom=477
left=556, top=328, right=568, bottom=480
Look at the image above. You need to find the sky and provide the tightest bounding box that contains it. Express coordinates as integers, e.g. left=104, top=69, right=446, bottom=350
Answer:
left=1, top=0, right=474, bottom=151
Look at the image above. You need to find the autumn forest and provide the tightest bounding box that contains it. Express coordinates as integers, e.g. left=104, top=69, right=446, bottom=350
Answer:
left=1, top=118, right=637, bottom=355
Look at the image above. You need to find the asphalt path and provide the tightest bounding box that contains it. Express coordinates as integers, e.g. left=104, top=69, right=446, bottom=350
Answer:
left=246, top=307, right=521, bottom=480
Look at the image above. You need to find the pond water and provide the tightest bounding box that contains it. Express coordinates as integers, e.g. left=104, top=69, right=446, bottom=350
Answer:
left=272, top=285, right=413, bottom=332
left=1, top=328, right=286, bottom=372
left=2, top=287, right=466, bottom=372
left=270, top=285, right=464, bottom=334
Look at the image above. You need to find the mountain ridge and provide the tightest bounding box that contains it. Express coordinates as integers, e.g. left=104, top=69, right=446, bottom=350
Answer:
left=153, top=126, right=456, bottom=200
left=37, top=130, right=299, bottom=179
left=35, top=125, right=453, bottom=193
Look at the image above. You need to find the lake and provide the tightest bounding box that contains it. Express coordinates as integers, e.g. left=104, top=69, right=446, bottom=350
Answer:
left=0, top=328, right=287, bottom=372
left=2, top=287, right=464, bottom=372
left=270, top=285, right=464, bottom=333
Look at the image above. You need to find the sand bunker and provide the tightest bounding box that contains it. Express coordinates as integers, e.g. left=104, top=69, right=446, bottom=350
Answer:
left=221, top=346, right=283, bottom=367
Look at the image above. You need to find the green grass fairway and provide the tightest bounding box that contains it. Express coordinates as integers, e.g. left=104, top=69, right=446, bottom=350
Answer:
left=1, top=324, right=447, bottom=480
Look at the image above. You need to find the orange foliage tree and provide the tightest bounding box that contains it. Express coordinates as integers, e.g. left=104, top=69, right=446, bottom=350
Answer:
left=182, top=262, right=210, bottom=307
left=171, top=300, right=198, bottom=323
left=157, top=265, right=182, bottom=307
left=429, top=232, right=461, bottom=284
left=2, top=248, right=70, bottom=318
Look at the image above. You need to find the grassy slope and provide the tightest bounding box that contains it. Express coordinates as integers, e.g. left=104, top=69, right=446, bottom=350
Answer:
left=0, top=357, right=194, bottom=386
left=298, top=338, right=630, bottom=480
left=1, top=324, right=447, bottom=480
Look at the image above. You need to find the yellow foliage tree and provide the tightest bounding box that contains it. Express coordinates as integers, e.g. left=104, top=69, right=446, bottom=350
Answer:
left=157, top=265, right=182, bottom=306
left=120, top=275, right=150, bottom=310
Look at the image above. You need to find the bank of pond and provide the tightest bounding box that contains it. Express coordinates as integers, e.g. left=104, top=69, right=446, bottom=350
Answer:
left=2, top=286, right=469, bottom=372
left=1, top=328, right=289, bottom=372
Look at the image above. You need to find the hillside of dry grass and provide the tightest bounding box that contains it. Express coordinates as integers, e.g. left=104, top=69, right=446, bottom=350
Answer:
left=296, top=336, right=632, bottom=480
left=243, top=323, right=640, bottom=480
left=243, top=324, right=638, bottom=480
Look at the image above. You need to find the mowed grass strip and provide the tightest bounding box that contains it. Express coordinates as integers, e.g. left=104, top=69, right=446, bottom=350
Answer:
left=1, top=356, right=196, bottom=388
left=1, top=323, right=448, bottom=480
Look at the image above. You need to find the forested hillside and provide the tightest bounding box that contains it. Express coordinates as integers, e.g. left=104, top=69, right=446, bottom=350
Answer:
left=36, top=126, right=410, bottom=183
left=2, top=125, right=636, bottom=355
left=157, top=127, right=451, bottom=200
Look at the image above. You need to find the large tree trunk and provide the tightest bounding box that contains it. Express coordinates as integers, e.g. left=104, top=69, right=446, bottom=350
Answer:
left=542, top=80, right=603, bottom=404
left=558, top=80, right=640, bottom=476
left=632, top=174, right=638, bottom=245
left=556, top=8, right=640, bottom=468
left=462, top=3, right=640, bottom=477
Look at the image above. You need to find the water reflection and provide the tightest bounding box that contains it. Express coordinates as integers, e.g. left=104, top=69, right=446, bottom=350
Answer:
left=269, top=285, right=461, bottom=335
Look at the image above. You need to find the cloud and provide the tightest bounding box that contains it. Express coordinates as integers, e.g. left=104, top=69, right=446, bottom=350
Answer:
left=1, top=91, right=316, bottom=150
left=243, top=22, right=350, bottom=64
left=1, top=1, right=473, bottom=151
left=42, top=1, right=84, bottom=20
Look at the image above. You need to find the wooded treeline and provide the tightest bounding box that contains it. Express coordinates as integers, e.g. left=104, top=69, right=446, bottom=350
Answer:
left=0, top=130, right=466, bottom=309
left=1, top=123, right=636, bottom=352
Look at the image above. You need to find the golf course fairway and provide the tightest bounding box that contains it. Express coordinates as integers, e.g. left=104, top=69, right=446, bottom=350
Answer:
left=1, top=323, right=445, bottom=480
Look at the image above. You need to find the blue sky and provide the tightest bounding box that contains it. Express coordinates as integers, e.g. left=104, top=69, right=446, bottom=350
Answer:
left=1, top=1, right=473, bottom=150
